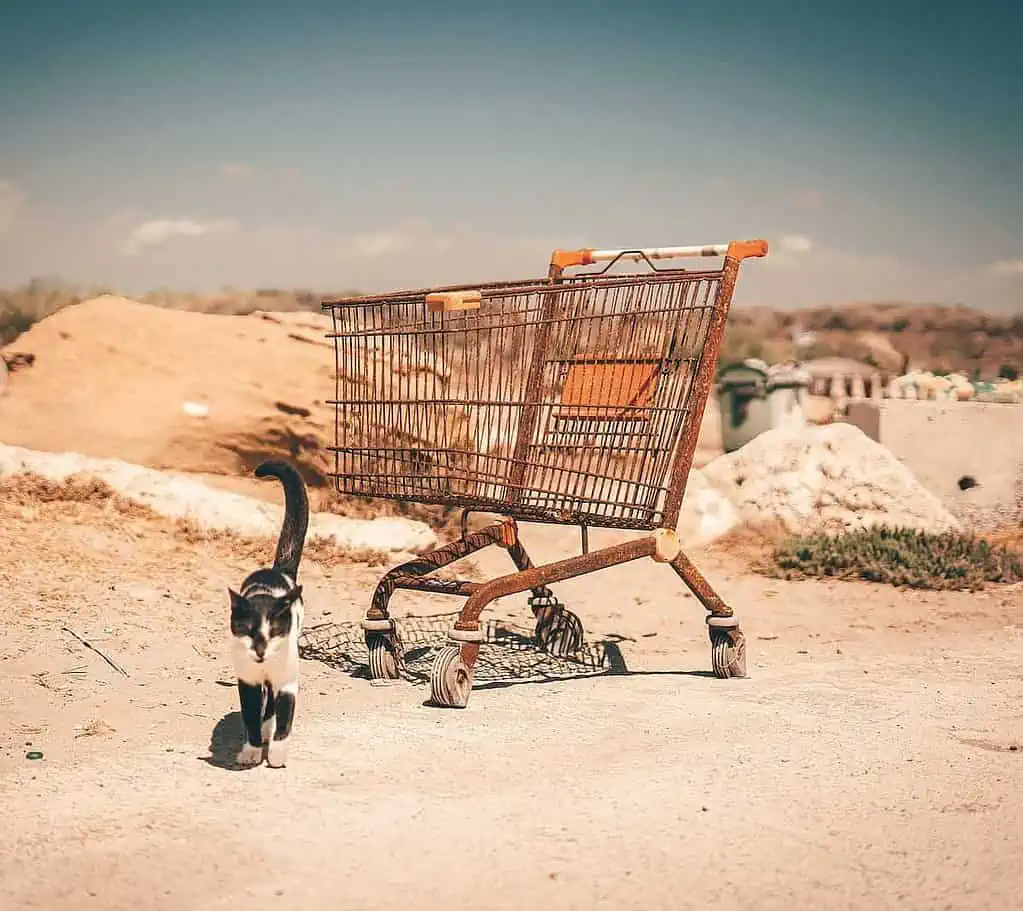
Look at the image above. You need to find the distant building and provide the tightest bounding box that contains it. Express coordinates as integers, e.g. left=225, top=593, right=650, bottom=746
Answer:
left=801, top=357, right=897, bottom=397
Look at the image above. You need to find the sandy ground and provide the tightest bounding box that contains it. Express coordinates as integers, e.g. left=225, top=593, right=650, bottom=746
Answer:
left=2, top=492, right=1022, bottom=911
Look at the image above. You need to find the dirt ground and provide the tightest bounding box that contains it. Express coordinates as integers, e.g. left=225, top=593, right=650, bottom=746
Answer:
left=2, top=491, right=1022, bottom=911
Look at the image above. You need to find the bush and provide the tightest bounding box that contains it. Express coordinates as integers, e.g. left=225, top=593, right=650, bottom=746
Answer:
left=770, top=525, right=1023, bottom=591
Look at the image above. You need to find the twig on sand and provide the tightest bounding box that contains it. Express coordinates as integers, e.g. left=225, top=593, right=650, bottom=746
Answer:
left=62, top=627, right=130, bottom=678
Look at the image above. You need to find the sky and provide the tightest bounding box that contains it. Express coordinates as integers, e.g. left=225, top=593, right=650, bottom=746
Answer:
left=1, top=0, right=1021, bottom=310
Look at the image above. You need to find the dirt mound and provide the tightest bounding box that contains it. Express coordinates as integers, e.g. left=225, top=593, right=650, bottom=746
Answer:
left=701, top=421, right=960, bottom=534
left=0, top=296, right=339, bottom=485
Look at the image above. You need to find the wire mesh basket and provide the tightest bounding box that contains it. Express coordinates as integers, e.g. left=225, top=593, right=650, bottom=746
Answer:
left=324, top=242, right=765, bottom=531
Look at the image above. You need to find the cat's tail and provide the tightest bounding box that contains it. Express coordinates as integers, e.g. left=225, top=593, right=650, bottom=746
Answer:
left=254, top=459, right=310, bottom=580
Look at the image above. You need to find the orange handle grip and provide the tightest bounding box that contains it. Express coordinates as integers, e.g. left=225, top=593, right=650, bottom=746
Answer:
left=426, top=290, right=482, bottom=313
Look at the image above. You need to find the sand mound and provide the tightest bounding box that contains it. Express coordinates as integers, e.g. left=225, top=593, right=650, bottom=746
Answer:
left=700, top=422, right=960, bottom=535
left=0, top=297, right=339, bottom=484
left=675, top=469, right=740, bottom=546
left=0, top=444, right=437, bottom=554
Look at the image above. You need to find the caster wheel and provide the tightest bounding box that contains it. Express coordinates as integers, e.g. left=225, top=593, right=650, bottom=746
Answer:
left=710, top=628, right=747, bottom=679
left=429, top=645, right=474, bottom=708
left=366, top=630, right=401, bottom=680
left=534, top=605, right=584, bottom=658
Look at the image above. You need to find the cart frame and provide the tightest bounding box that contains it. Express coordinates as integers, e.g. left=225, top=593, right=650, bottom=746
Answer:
left=322, top=239, right=768, bottom=707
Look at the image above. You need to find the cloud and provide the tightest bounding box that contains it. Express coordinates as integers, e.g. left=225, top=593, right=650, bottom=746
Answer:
left=348, top=230, right=407, bottom=259
left=987, top=259, right=1023, bottom=277
left=0, top=179, right=27, bottom=235
left=219, top=162, right=256, bottom=180
left=761, top=233, right=815, bottom=271
left=344, top=218, right=458, bottom=261
left=124, top=217, right=236, bottom=255
left=779, top=233, right=813, bottom=254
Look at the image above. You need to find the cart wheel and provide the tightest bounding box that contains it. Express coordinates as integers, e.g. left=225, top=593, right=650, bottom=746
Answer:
left=534, top=604, right=585, bottom=658
left=710, top=628, right=747, bottom=679
left=365, top=631, right=401, bottom=680
left=429, top=645, right=474, bottom=708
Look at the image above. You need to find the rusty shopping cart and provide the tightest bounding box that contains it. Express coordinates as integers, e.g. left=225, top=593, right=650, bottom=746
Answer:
left=322, top=239, right=768, bottom=708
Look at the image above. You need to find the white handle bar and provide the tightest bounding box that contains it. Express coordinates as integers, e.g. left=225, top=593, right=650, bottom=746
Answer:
left=549, top=239, right=768, bottom=272
left=589, top=244, right=731, bottom=262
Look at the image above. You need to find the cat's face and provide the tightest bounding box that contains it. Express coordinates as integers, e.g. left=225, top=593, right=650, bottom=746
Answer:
left=229, top=587, right=302, bottom=663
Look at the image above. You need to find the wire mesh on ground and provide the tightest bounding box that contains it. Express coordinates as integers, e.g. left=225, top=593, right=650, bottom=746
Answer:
left=300, top=610, right=624, bottom=686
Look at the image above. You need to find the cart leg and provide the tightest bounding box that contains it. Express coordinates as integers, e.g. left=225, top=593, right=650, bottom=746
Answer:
left=362, top=521, right=514, bottom=680
left=502, top=524, right=583, bottom=657
left=428, top=534, right=665, bottom=708
left=668, top=550, right=747, bottom=679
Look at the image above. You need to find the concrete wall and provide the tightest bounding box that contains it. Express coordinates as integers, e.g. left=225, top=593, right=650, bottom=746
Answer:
left=845, top=399, right=1023, bottom=531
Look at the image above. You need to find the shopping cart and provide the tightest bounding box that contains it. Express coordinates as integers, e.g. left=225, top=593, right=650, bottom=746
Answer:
left=322, top=239, right=768, bottom=708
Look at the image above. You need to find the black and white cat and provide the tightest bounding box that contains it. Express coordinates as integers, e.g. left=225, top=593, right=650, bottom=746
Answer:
left=228, top=459, right=309, bottom=768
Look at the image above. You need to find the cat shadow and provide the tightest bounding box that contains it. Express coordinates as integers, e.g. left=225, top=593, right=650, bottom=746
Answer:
left=199, top=711, right=256, bottom=772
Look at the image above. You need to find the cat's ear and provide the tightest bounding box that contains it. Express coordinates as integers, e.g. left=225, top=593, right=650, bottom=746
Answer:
left=228, top=588, right=248, bottom=612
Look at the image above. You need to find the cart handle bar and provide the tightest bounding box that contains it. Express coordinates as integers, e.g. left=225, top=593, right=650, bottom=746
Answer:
left=550, top=239, right=768, bottom=272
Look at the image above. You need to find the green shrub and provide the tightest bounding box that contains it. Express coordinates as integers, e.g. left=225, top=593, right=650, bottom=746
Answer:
left=770, top=525, right=1023, bottom=591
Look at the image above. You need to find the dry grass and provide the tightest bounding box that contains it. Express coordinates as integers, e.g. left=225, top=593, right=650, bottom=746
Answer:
left=982, top=524, right=1023, bottom=553
left=705, top=520, right=790, bottom=562
left=2, top=473, right=154, bottom=517
left=31, top=665, right=88, bottom=697
left=0, top=473, right=395, bottom=568
left=74, top=718, right=117, bottom=739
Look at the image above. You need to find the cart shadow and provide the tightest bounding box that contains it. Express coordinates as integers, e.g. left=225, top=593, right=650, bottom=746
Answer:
left=300, top=614, right=721, bottom=696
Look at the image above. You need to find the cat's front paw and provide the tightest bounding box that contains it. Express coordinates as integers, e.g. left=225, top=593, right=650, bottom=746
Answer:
left=266, top=740, right=290, bottom=769
left=236, top=743, right=263, bottom=767
left=261, top=717, right=276, bottom=744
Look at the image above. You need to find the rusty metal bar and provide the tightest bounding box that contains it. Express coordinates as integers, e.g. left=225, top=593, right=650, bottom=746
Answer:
left=668, top=549, right=733, bottom=617
left=453, top=535, right=659, bottom=633
left=386, top=574, right=482, bottom=598
left=502, top=528, right=556, bottom=608
left=365, top=520, right=512, bottom=620
left=502, top=277, right=563, bottom=506
left=322, top=268, right=725, bottom=310
left=659, top=254, right=743, bottom=529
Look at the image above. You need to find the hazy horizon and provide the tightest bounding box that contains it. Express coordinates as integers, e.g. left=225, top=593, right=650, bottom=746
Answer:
left=2, top=1, right=1021, bottom=312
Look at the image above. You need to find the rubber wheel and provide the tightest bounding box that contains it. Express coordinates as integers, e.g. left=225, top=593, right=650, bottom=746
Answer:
left=429, top=645, right=474, bottom=708
left=534, top=605, right=585, bottom=658
left=710, top=628, right=747, bottom=679
left=365, top=631, right=401, bottom=680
